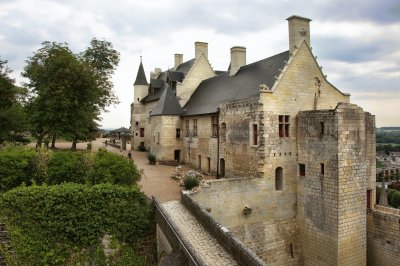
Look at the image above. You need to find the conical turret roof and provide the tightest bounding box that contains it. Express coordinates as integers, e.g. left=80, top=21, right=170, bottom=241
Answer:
left=134, top=60, right=148, bottom=86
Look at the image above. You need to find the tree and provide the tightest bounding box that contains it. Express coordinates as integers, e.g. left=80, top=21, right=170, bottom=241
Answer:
left=23, top=39, right=120, bottom=149
left=0, top=57, right=28, bottom=144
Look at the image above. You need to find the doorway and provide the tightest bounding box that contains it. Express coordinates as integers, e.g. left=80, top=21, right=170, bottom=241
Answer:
left=220, top=158, right=225, bottom=177
left=174, top=150, right=180, bottom=163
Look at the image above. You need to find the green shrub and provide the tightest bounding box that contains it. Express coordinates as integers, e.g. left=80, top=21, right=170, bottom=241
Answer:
left=47, top=151, right=93, bottom=185
left=147, top=153, right=156, bottom=164
left=0, top=145, right=36, bottom=192
left=183, top=171, right=201, bottom=190
left=0, top=183, right=152, bottom=265
left=88, top=148, right=140, bottom=186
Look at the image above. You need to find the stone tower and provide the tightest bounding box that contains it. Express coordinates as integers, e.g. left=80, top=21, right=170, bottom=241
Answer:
left=131, top=58, right=149, bottom=150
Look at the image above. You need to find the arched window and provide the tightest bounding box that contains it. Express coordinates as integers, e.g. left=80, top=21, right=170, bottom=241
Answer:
left=275, top=167, right=283, bottom=190
left=220, top=123, right=226, bottom=141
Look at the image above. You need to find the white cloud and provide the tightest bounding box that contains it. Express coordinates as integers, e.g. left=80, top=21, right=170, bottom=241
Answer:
left=1, top=0, right=400, bottom=127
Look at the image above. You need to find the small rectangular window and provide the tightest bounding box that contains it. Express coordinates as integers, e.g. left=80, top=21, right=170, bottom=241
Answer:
left=185, top=120, right=189, bottom=137
left=135, top=121, right=139, bottom=126
left=157, top=132, right=160, bottom=144
left=211, top=115, right=218, bottom=137
left=320, top=163, right=325, bottom=175
left=207, top=157, right=211, bottom=173
left=299, top=164, right=305, bottom=177
left=176, top=129, right=181, bottom=139
left=279, top=115, right=290, bottom=137
left=320, top=122, right=324, bottom=134
left=140, top=128, right=144, bottom=137
left=252, top=124, right=258, bottom=145
left=193, top=119, right=198, bottom=137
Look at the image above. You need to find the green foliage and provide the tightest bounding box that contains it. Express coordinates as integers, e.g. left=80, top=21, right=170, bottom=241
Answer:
left=0, top=145, right=36, bottom=191
left=147, top=153, right=156, bottom=164
left=0, top=183, right=151, bottom=265
left=46, top=150, right=93, bottom=185
left=0, top=147, right=141, bottom=191
left=376, top=186, right=381, bottom=204
left=138, top=145, right=146, bottom=152
left=23, top=40, right=120, bottom=148
left=376, top=159, right=386, bottom=168
left=88, top=148, right=140, bottom=186
left=0, top=57, right=29, bottom=144
left=183, top=171, right=201, bottom=190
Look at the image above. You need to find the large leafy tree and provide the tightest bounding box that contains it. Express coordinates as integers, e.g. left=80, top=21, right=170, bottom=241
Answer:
left=0, top=57, right=28, bottom=144
left=23, top=39, right=120, bottom=149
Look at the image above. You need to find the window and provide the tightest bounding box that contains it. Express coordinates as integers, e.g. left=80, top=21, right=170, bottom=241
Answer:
left=299, top=164, right=305, bottom=177
left=157, top=132, right=160, bottom=144
left=193, top=119, right=198, bottom=137
left=211, top=115, right=218, bottom=137
left=252, top=124, right=258, bottom=145
left=140, top=128, right=144, bottom=137
left=176, top=129, right=181, bottom=139
left=320, top=163, right=325, bottom=175
left=279, top=115, right=290, bottom=137
left=320, top=122, right=324, bottom=134
left=185, top=120, right=189, bottom=137
left=275, top=167, right=283, bottom=190
left=135, top=121, right=139, bottom=126
left=221, top=123, right=226, bottom=142
left=207, top=157, right=211, bottom=173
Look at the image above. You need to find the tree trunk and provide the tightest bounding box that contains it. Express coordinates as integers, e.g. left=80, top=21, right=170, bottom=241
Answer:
left=51, top=134, right=56, bottom=148
left=36, top=132, right=46, bottom=149
left=71, top=136, right=77, bottom=150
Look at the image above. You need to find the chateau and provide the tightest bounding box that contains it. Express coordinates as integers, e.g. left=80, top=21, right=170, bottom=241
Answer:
left=131, top=16, right=399, bottom=266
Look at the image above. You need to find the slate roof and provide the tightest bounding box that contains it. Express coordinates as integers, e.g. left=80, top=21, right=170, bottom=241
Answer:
left=182, top=51, right=289, bottom=116
left=141, top=58, right=195, bottom=103
left=141, top=82, right=166, bottom=103
left=134, top=61, right=148, bottom=86
left=151, top=85, right=183, bottom=116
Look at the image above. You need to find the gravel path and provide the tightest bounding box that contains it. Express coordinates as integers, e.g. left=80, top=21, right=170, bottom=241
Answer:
left=162, top=201, right=239, bottom=266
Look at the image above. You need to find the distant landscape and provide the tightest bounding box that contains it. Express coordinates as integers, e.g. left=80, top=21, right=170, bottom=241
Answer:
left=376, top=127, right=400, bottom=152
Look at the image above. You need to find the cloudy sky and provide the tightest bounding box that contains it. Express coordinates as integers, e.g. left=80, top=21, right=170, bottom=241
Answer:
left=1, top=0, right=399, bottom=128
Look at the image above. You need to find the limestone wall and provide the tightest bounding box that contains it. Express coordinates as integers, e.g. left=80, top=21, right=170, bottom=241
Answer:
left=189, top=177, right=303, bottom=265
left=182, top=115, right=219, bottom=175
left=219, top=98, right=263, bottom=178
left=296, top=103, right=372, bottom=265
left=150, top=115, right=183, bottom=161
left=132, top=101, right=156, bottom=151
left=177, top=54, right=215, bottom=107
left=367, top=205, right=400, bottom=266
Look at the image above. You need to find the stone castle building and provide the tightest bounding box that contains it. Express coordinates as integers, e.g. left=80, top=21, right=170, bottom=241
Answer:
left=131, top=16, right=399, bottom=266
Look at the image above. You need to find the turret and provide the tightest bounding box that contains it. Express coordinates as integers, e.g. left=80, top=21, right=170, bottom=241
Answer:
left=133, top=58, right=149, bottom=104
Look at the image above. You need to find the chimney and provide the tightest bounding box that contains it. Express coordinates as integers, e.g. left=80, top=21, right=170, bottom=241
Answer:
left=195, top=42, right=208, bottom=60
left=287, top=15, right=311, bottom=55
left=174, top=54, right=183, bottom=70
left=230, top=46, right=246, bottom=76
left=150, top=68, right=162, bottom=79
